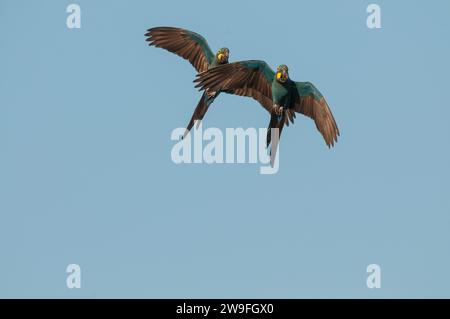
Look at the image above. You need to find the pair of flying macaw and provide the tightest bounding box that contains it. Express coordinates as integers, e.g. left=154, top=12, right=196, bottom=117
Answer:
left=145, top=27, right=339, bottom=163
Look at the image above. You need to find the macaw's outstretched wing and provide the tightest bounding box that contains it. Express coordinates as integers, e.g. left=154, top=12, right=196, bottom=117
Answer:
left=194, top=60, right=275, bottom=112
left=145, top=27, right=215, bottom=73
left=293, top=82, right=340, bottom=147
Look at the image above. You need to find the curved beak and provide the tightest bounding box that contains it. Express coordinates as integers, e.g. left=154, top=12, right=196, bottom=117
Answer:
left=276, top=70, right=288, bottom=82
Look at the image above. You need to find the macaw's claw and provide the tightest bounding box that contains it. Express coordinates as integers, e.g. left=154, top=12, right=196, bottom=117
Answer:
left=272, top=104, right=285, bottom=116
left=206, top=90, right=217, bottom=99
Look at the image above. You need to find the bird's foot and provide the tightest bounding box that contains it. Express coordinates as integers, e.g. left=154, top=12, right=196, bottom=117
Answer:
left=272, top=104, right=285, bottom=116
left=206, top=89, right=217, bottom=99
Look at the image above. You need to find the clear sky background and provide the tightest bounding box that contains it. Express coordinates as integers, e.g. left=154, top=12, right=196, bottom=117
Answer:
left=1, top=0, right=449, bottom=298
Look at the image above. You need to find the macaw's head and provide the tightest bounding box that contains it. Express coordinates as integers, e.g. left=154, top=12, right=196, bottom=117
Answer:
left=276, top=65, right=289, bottom=83
left=216, top=48, right=230, bottom=64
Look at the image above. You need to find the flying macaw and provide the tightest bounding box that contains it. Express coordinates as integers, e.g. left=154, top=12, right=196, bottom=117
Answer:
left=145, top=27, right=230, bottom=137
left=194, top=60, right=340, bottom=164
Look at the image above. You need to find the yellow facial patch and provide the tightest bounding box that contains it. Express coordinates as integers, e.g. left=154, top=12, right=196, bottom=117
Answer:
left=276, top=72, right=282, bottom=80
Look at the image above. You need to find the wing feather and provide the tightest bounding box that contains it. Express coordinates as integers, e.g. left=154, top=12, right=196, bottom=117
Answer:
left=293, top=82, right=340, bottom=147
left=145, top=27, right=215, bottom=73
left=195, top=60, right=275, bottom=113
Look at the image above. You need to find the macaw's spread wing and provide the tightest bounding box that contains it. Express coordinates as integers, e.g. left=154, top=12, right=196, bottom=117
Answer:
left=195, top=60, right=275, bottom=112
left=145, top=27, right=215, bottom=73
left=293, top=82, right=340, bottom=147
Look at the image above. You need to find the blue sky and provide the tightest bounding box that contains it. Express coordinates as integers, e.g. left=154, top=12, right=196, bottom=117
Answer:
left=1, top=0, right=450, bottom=298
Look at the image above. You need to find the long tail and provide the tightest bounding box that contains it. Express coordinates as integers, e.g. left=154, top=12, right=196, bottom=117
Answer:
left=183, top=93, right=212, bottom=139
left=266, top=113, right=278, bottom=148
left=268, top=113, right=286, bottom=167
left=266, top=109, right=294, bottom=148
